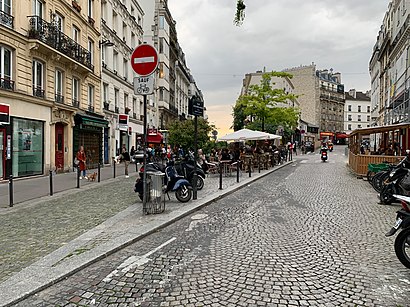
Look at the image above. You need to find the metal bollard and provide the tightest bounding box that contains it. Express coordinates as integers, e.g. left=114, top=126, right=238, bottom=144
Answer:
left=219, top=163, right=223, bottom=190
left=248, top=158, right=252, bottom=177
left=113, top=157, right=116, bottom=178
left=8, top=175, right=13, bottom=207
left=77, top=167, right=80, bottom=188
left=49, top=170, right=53, bottom=196
left=237, top=160, right=240, bottom=183
left=98, top=163, right=101, bottom=182
left=258, top=156, right=261, bottom=173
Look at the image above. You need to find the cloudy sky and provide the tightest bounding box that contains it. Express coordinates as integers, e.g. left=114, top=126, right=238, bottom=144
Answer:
left=168, top=0, right=389, bottom=136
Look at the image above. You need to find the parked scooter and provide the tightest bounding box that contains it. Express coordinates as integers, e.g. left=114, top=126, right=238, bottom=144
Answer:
left=385, top=194, right=410, bottom=269
left=174, top=154, right=206, bottom=190
left=134, top=161, right=192, bottom=203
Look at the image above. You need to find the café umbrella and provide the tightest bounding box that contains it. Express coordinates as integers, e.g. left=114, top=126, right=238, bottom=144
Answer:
left=218, top=128, right=281, bottom=142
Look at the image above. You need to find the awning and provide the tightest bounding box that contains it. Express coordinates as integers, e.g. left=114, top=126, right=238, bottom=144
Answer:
left=75, top=114, right=108, bottom=128
left=147, top=131, right=163, bottom=143
left=336, top=133, right=349, bottom=139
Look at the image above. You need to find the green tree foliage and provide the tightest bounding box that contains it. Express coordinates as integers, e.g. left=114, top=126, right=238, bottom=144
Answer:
left=168, top=118, right=215, bottom=152
left=233, top=71, right=300, bottom=132
left=234, top=0, right=246, bottom=26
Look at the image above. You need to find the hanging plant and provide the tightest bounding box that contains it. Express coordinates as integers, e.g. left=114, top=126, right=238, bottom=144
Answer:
left=234, top=0, right=246, bottom=26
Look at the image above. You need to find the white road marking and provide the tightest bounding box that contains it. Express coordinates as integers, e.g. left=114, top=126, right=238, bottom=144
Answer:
left=103, top=237, right=177, bottom=282
left=186, top=214, right=208, bottom=232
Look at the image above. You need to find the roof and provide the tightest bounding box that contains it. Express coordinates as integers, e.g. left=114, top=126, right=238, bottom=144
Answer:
left=345, top=91, right=370, bottom=101
left=349, top=122, right=410, bottom=136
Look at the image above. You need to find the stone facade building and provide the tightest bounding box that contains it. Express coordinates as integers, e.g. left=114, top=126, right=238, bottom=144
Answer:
left=344, top=89, right=371, bottom=133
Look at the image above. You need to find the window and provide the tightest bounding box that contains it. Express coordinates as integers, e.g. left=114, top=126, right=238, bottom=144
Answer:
left=72, top=25, right=80, bottom=43
left=102, top=45, right=106, bottom=63
left=159, top=38, right=164, bottom=54
left=348, top=115, right=352, bottom=121
left=114, top=88, right=119, bottom=109
left=32, top=60, right=44, bottom=98
left=32, top=0, right=43, bottom=18
left=358, top=105, right=361, bottom=112
left=103, top=83, right=108, bottom=103
left=0, top=45, right=12, bottom=80
left=55, top=69, right=64, bottom=103
left=367, top=106, right=370, bottom=113
left=123, top=58, right=128, bottom=80
left=113, top=51, right=118, bottom=72
left=358, top=124, right=362, bottom=128
left=88, top=84, right=94, bottom=111
left=124, top=93, right=128, bottom=109
left=88, top=0, right=93, bottom=18
left=358, top=115, right=362, bottom=121
left=348, top=124, right=352, bottom=130
left=0, top=0, right=12, bottom=27
left=55, top=13, right=64, bottom=32
left=348, top=105, right=351, bottom=112
left=72, top=77, right=80, bottom=106
left=159, top=15, right=164, bottom=29
left=367, top=115, right=370, bottom=122
left=88, top=39, right=94, bottom=65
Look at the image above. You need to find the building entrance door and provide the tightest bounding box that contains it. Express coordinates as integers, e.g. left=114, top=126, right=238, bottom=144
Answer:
left=55, top=123, right=64, bottom=170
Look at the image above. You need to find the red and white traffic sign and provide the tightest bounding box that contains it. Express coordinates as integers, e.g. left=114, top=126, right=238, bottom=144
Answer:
left=131, top=44, right=158, bottom=76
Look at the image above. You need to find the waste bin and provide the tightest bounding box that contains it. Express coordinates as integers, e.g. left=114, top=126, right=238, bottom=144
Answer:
left=143, top=171, right=165, bottom=214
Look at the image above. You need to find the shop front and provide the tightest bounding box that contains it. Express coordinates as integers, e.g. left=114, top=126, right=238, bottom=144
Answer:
left=74, top=114, right=108, bottom=169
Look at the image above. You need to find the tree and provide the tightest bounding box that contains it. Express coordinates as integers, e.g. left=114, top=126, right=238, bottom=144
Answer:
left=234, top=0, right=246, bottom=26
left=168, top=118, right=215, bottom=152
left=233, top=71, right=299, bottom=132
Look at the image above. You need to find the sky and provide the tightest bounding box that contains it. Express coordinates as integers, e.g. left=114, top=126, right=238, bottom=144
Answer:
left=168, top=0, right=389, bottom=137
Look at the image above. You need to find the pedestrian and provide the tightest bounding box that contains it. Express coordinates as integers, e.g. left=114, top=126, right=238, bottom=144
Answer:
left=118, top=146, right=131, bottom=178
left=293, top=142, right=297, bottom=156
left=76, top=145, right=87, bottom=179
left=287, top=142, right=293, bottom=161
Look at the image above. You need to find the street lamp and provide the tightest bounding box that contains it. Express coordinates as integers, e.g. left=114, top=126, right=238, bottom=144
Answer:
left=99, top=40, right=114, bottom=48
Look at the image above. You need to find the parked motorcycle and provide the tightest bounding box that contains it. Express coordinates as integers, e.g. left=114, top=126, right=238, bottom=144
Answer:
left=385, top=194, right=410, bottom=269
left=174, top=154, right=206, bottom=190
left=134, top=162, right=192, bottom=203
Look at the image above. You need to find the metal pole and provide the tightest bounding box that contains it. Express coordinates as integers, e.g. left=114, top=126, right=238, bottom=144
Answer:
left=249, top=157, right=252, bottom=177
left=113, top=157, right=116, bottom=178
left=219, top=162, right=223, bottom=190
left=77, top=167, right=80, bottom=188
left=49, top=170, right=53, bottom=196
left=8, top=175, right=13, bottom=207
left=98, top=163, right=101, bottom=182
left=236, top=160, right=240, bottom=183
left=258, top=155, right=261, bottom=173
left=193, top=115, right=198, bottom=200
left=143, top=94, right=148, bottom=207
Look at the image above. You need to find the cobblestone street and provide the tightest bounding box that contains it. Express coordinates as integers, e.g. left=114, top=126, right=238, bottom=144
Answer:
left=14, top=146, right=410, bottom=306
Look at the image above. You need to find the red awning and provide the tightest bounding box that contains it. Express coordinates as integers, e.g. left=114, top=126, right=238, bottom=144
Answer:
left=336, top=133, right=349, bottom=139
left=147, top=132, right=163, bottom=143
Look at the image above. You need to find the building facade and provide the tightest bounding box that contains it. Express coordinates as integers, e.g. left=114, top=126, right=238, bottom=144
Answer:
left=344, top=89, right=371, bottom=133
left=101, top=0, right=144, bottom=161
left=0, top=0, right=104, bottom=179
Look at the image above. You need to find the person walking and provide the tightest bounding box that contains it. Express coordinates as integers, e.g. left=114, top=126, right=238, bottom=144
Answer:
left=118, top=146, right=131, bottom=178
left=77, top=145, right=87, bottom=179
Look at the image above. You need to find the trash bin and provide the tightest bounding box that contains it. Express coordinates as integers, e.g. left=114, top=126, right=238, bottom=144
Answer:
left=143, top=171, right=165, bottom=214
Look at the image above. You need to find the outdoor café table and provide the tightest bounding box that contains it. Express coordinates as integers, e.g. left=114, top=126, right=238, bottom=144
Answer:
left=219, top=160, right=232, bottom=176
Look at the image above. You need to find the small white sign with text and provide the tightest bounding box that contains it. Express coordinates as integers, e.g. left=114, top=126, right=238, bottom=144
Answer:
left=134, top=75, right=154, bottom=95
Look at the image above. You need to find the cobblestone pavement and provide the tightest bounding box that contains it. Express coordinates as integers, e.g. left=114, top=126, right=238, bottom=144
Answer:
left=0, top=170, right=243, bottom=285
left=15, top=147, right=410, bottom=306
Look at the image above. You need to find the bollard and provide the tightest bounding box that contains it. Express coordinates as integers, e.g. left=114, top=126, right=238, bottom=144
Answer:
left=219, top=162, right=223, bottom=190
left=258, top=156, right=261, bottom=173
left=248, top=158, right=252, bottom=177
left=98, top=163, right=101, bottom=182
left=113, top=157, right=116, bottom=178
left=8, top=175, right=13, bottom=207
left=237, top=160, right=240, bottom=183
left=49, top=170, right=53, bottom=196
left=77, top=167, right=80, bottom=188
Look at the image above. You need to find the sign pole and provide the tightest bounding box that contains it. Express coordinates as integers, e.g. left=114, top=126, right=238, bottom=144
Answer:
left=142, top=94, right=148, bottom=208
left=193, top=115, right=198, bottom=200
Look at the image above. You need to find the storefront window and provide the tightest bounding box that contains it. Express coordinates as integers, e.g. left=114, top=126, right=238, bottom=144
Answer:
left=12, top=118, right=44, bottom=177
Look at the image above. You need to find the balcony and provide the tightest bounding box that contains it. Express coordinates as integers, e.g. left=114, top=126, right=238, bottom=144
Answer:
left=115, top=106, right=119, bottom=113
left=0, top=9, right=14, bottom=28
left=103, top=101, right=110, bottom=110
left=55, top=93, right=64, bottom=103
left=72, top=99, right=79, bottom=108
left=0, top=78, right=15, bottom=91
left=33, top=86, right=45, bottom=98
left=28, top=16, right=94, bottom=71
left=88, top=105, right=95, bottom=112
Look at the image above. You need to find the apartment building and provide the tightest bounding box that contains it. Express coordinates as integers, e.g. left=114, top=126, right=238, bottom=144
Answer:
left=344, top=89, right=371, bottom=133
left=370, top=0, right=410, bottom=126
left=100, top=0, right=144, bottom=161
left=0, top=0, right=103, bottom=179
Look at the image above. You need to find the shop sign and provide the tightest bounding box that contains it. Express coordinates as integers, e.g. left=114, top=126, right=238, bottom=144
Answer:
left=0, top=104, right=10, bottom=124
left=118, top=114, right=129, bottom=131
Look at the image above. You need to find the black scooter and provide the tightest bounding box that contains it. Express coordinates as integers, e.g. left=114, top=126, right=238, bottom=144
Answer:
left=174, top=154, right=206, bottom=190
left=134, top=162, right=192, bottom=203
left=320, top=148, right=328, bottom=162
left=385, top=194, right=410, bottom=269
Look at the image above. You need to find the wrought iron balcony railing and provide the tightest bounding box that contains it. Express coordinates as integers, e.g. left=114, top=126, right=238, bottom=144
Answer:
left=88, top=105, right=94, bottom=112
left=33, top=86, right=45, bottom=98
left=0, top=9, right=13, bottom=28
left=28, top=16, right=94, bottom=71
left=55, top=93, right=64, bottom=103
left=72, top=99, right=80, bottom=108
left=0, top=77, right=14, bottom=91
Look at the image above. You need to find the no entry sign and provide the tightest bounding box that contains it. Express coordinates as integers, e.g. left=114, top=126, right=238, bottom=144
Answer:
left=131, top=44, right=158, bottom=76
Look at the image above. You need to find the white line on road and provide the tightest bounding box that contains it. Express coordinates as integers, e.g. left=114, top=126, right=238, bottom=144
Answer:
left=103, top=237, right=177, bottom=282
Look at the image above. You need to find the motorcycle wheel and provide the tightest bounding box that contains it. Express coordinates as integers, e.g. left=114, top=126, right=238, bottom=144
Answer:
left=372, top=171, right=389, bottom=193
left=196, top=176, right=204, bottom=190
left=138, top=193, right=143, bottom=201
left=380, top=183, right=397, bottom=205
left=366, top=170, right=376, bottom=183
left=175, top=185, right=192, bottom=203
left=394, top=228, right=410, bottom=269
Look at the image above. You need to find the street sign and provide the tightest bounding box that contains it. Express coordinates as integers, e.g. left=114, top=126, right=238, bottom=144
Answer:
left=131, top=44, right=158, bottom=76
left=188, top=96, right=204, bottom=117
left=0, top=103, right=10, bottom=124
left=134, top=75, right=154, bottom=95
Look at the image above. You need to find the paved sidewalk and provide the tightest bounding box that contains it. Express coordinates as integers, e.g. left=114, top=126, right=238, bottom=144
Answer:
left=0, top=161, right=292, bottom=307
